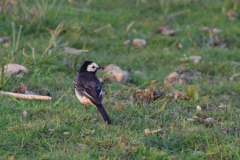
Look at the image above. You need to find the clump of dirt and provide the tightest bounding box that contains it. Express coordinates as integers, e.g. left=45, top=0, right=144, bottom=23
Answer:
left=12, top=83, right=50, bottom=96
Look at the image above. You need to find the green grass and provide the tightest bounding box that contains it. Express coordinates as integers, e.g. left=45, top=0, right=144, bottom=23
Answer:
left=1, top=0, right=240, bottom=159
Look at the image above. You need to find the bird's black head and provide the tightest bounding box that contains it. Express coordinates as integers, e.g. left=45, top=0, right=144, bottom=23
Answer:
left=79, top=61, right=103, bottom=74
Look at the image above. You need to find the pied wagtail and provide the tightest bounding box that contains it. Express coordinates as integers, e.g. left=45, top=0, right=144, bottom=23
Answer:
left=74, top=61, right=111, bottom=124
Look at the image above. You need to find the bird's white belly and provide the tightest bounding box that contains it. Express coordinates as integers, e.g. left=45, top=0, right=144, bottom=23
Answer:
left=75, top=88, right=93, bottom=105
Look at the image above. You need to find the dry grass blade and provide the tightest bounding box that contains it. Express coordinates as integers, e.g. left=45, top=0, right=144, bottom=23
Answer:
left=126, top=21, right=135, bottom=32
left=230, top=61, right=240, bottom=65
left=90, top=24, right=112, bottom=35
left=26, top=42, right=36, bottom=64
left=62, top=47, right=89, bottom=54
left=145, top=128, right=162, bottom=135
left=22, top=48, right=29, bottom=57
left=41, top=23, right=64, bottom=60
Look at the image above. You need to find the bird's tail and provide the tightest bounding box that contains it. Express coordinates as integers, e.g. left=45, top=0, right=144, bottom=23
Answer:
left=96, top=104, right=111, bottom=124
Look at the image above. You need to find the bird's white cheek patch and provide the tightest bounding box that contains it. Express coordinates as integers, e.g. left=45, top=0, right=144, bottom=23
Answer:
left=87, top=63, right=99, bottom=72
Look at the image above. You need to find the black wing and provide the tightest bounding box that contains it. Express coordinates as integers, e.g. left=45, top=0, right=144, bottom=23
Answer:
left=74, top=75, right=103, bottom=105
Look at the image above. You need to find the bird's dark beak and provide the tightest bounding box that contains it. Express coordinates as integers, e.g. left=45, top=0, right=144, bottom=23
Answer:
left=98, top=66, right=105, bottom=70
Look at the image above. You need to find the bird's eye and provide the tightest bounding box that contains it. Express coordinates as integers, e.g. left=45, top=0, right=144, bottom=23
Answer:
left=92, top=66, right=95, bottom=69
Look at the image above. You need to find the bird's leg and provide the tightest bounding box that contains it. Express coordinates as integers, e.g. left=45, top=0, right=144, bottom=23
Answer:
left=84, top=104, right=88, bottom=114
left=97, top=110, right=99, bottom=120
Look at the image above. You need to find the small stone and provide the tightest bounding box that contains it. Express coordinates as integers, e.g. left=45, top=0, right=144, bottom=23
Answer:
left=0, top=64, right=29, bottom=78
left=196, top=105, right=202, bottom=111
left=22, top=111, right=27, bottom=117
left=103, top=64, right=129, bottom=82
left=132, top=39, right=146, bottom=46
left=64, top=132, right=70, bottom=135
left=164, top=72, right=180, bottom=86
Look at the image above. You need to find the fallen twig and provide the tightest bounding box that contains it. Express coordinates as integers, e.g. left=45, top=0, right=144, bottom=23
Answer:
left=0, top=91, right=52, bottom=100
left=145, top=128, right=162, bottom=135
left=230, top=73, right=240, bottom=81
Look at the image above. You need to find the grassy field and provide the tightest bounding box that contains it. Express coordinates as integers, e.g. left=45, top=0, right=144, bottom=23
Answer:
left=1, top=0, right=240, bottom=159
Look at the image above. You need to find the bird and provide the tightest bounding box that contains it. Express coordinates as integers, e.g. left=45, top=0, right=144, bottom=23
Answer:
left=74, top=61, right=111, bottom=124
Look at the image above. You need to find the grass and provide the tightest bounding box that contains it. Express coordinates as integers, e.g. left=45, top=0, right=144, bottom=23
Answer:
left=1, top=0, right=240, bottom=159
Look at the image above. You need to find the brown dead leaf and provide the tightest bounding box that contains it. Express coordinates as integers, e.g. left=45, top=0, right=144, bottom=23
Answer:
left=99, top=78, right=104, bottom=83
left=119, top=140, right=127, bottom=146
left=53, top=113, right=58, bottom=118
left=117, top=105, right=123, bottom=111
left=175, top=66, right=187, bottom=73
left=203, top=118, right=215, bottom=127
left=158, top=22, right=178, bottom=35
left=201, top=27, right=211, bottom=32
left=227, top=11, right=237, bottom=20
left=113, top=105, right=123, bottom=111
left=131, top=84, right=161, bottom=103
left=165, top=92, right=188, bottom=100
left=221, top=128, right=229, bottom=134
left=12, top=124, right=15, bottom=130
left=12, top=83, right=50, bottom=96
left=176, top=42, right=183, bottom=49
left=118, top=137, right=127, bottom=147
left=164, top=72, right=184, bottom=86
left=193, top=116, right=201, bottom=121
left=123, top=40, right=131, bottom=45
left=212, top=28, right=222, bottom=34
left=201, top=27, right=222, bottom=34
left=213, top=37, right=226, bottom=48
